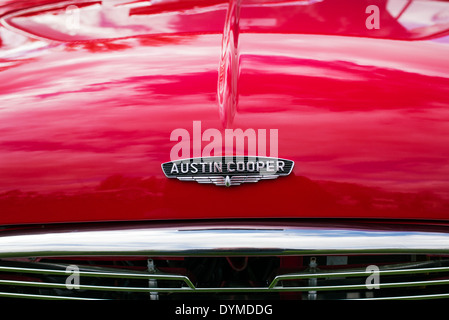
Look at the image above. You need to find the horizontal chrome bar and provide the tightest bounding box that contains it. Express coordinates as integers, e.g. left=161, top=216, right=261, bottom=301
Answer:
left=0, top=291, right=103, bottom=300
left=1, top=222, right=449, bottom=258
left=1, top=290, right=448, bottom=301
left=2, top=277, right=449, bottom=293
left=0, top=279, right=158, bottom=293
left=2, top=287, right=449, bottom=301
left=353, top=293, right=449, bottom=300
left=0, top=265, right=196, bottom=288
left=270, top=265, right=449, bottom=288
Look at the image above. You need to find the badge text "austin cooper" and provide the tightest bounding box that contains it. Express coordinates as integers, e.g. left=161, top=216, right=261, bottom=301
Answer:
left=163, top=121, right=294, bottom=186
left=161, top=156, right=294, bottom=187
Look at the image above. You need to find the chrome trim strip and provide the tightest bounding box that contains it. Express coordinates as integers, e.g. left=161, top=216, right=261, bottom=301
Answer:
left=0, top=279, right=160, bottom=293
left=0, top=265, right=195, bottom=287
left=1, top=223, right=449, bottom=258
left=1, top=288, right=448, bottom=301
left=3, top=278, right=449, bottom=293
left=269, top=265, right=449, bottom=287
left=0, top=292, right=103, bottom=300
left=354, top=293, right=449, bottom=300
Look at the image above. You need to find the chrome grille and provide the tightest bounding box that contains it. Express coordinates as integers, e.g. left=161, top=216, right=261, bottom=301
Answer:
left=1, top=221, right=449, bottom=300
left=1, top=256, right=449, bottom=300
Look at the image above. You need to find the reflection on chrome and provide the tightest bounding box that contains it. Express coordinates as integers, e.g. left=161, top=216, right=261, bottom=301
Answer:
left=1, top=223, right=449, bottom=257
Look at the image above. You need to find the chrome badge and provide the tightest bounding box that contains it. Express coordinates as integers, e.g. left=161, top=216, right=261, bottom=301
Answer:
left=161, top=156, right=294, bottom=187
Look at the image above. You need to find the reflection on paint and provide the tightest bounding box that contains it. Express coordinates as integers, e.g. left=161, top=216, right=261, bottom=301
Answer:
left=0, top=0, right=448, bottom=224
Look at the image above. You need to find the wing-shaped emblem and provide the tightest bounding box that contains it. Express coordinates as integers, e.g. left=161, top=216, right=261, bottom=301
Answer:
left=161, top=156, right=294, bottom=187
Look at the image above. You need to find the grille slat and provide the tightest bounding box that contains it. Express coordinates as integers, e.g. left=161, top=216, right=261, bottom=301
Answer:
left=3, top=277, right=449, bottom=293
left=0, top=265, right=195, bottom=284
left=0, top=291, right=103, bottom=300
left=355, top=293, right=449, bottom=300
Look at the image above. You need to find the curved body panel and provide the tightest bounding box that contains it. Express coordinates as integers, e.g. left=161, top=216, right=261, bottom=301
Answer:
left=0, top=0, right=448, bottom=225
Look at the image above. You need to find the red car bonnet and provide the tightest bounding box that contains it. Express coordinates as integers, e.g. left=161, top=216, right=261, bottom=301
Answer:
left=0, top=0, right=448, bottom=225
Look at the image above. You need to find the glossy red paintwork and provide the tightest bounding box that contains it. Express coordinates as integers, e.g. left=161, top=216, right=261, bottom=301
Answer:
left=0, top=0, right=448, bottom=225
